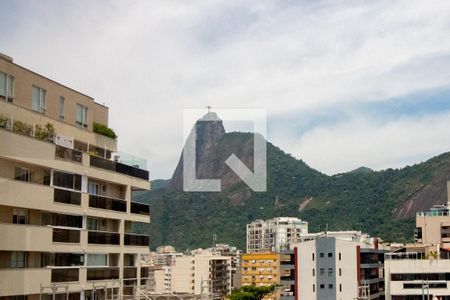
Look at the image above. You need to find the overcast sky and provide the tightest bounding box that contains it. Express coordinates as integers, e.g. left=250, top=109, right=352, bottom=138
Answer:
left=2, top=0, right=450, bottom=179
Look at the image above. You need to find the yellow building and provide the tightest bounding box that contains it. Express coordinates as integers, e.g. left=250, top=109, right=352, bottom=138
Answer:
left=0, top=53, right=150, bottom=299
left=241, top=252, right=280, bottom=300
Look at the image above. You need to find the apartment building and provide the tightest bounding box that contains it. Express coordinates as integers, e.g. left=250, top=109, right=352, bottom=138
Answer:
left=292, top=233, right=385, bottom=300
left=384, top=182, right=450, bottom=299
left=247, top=217, right=308, bottom=253
left=241, top=252, right=280, bottom=300
left=209, top=244, right=242, bottom=289
left=171, top=251, right=232, bottom=299
left=279, top=250, right=295, bottom=300
left=0, top=53, right=151, bottom=299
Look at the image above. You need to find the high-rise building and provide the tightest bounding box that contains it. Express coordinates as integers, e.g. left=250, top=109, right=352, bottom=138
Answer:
left=0, top=53, right=151, bottom=299
left=241, top=252, right=280, bottom=300
left=246, top=217, right=308, bottom=253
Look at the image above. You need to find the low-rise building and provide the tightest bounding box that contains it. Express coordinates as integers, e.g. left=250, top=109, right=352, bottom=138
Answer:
left=241, top=252, right=280, bottom=300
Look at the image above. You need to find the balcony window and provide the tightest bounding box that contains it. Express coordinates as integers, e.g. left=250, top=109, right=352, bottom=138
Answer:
left=43, top=213, right=83, bottom=228
left=0, top=71, right=14, bottom=102
left=59, top=96, right=65, bottom=120
left=87, top=267, right=119, bottom=281
left=32, top=86, right=46, bottom=114
left=88, top=231, right=120, bottom=245
left=42, top=253, right=84, bottom=267
left=76, top=104, right=88, bottom=128
left=11, top=251, right=27, bottom=268
left=14, top=167, right=30, bottom=182
left=131, top=201, right=150, bottom=215
left=87, top=254, right=108, bottom=266
left=53, top=171, right=82, bottom=191
left=13, top=208, right=27, bottom=224
left=55, top=146, right=82, bottom=163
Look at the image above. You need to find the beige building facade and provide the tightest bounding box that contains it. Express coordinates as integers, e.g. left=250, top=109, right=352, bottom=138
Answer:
left=0, top=53, right=151, bottom=299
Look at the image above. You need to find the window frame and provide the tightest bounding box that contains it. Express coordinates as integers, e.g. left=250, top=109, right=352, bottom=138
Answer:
left=76, top=103, right=88, bottom=128
left=32, top=85, right=46, bottom=114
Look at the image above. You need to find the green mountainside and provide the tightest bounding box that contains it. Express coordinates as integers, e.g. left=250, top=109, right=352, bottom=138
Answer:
left=134, top=116, right=450, bottom=251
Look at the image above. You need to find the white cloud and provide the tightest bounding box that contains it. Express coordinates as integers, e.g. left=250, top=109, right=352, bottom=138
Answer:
left=287, top=111, right=450, bottom=174
left=2, top=0, right=450, bottom=178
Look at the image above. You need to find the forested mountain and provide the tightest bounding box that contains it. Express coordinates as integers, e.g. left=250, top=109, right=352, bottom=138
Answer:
left=134, top=113, right=450, bottom=250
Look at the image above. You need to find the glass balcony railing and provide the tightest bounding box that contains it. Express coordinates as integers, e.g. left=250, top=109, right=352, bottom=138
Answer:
left=123, top=267, right=137, bottom=279
left=55, top=145, right=82, bottom=163
left=124, top=233, right=149, bottom=246
left=51, top=268, right=79, bottom=282
left=87, top=267, right=120, bottom=281
left=130, top=201, right=150, bottom=216
left=88, top=231, right=120, bottom=245
left=90, top=155, right=149, bottom=180
left=89, top=194, right=126, bottom=212
left=52, top=228, right=81, bottom=243
left=54, top=188, right=81, bottom=205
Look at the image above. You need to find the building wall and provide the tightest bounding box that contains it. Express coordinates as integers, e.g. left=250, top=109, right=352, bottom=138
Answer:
left=0, top=56, right=108, bottom=130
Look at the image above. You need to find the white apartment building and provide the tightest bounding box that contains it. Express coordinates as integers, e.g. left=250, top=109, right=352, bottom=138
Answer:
left=293, top=234, right=385, bottom=300
left=247, top=217, right=308, bottom=253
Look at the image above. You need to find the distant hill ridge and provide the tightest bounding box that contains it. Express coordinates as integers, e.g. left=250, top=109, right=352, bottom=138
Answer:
left=134, top=113, right=450, bottom=250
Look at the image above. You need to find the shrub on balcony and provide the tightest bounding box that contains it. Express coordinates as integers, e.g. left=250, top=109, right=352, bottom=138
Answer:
left=0, top=115, right=8, bottom=128
left=13, top=120, right=33, bottom=136
left=93, top=122, right=117, bottom=139
left=35, top=123, right=55, bottom=141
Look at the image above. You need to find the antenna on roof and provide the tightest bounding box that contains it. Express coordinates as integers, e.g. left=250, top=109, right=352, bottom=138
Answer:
left=206, top=105, right=212, bottom=113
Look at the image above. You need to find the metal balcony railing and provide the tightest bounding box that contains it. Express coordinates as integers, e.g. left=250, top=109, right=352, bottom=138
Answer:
left=55, top=145, right=82, bottom=163
left=88, top=231, right=120, bottom=245
left=130, top=201, right=150, bottom=216
left=124, top=233, right=150, bottom=246
left=90, top=155, right=149, bottom=180
left=54, top=188, right=81, bottom=205
left=52, top=228, right=81, bottom=243
left=87, top=267, right=120, bottom=281
left=89, top=194, right=127, bottom=212
left=51, top=268, right=79, bottom=283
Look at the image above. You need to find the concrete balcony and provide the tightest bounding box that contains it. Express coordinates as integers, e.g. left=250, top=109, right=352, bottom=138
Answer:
left=0, top=268, right=52, bottom=296
left=0, top=223, right=85, bottom=252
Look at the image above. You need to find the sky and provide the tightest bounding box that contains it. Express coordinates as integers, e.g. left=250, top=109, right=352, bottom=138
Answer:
left=1, top=0, right=450, bottom=179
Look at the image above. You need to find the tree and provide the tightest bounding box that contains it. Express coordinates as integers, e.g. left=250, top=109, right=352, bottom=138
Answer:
left=227, top=285, right=276, bottom=300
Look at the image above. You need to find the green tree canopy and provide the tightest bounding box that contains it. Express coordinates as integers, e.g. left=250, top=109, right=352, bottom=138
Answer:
left=227, top=285, right=276, bottom=300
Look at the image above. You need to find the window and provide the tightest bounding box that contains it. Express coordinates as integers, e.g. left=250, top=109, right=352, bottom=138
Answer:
left=11, top=251, right=27, bottom=268
left=319, top=284, right=324, bottom=289
left=339, top=284, right=342, bottom=292
left=339, top=268, right=342, bottom=276
left=319, top=253, right=324, bottom=258
left=14, top=167, right=30, bottom=182
left=312, top=268, right=315, bottom=276
left=87, top=217, right=100, bottom=231
left=328, top=268, right=333, bottom=276
left=328, top=252, right=333, bottom=258
left=0, top=71, right=14, bottom=102
left=87, top=254, right=107, bottom=266
left=13, top=208, right=27, bottom=224
left=59, top=96, right=65, bottom=120
left=328, top=284, right=333, bottom=289
left=88, top=182, right=100, bottom=195
left=320, top=268, right=324, bottom=275
left=76, top=104, right=88, bottom=128
left=339, top=253, right=341, bottom=261
left=313, top=284, right=315, bottom=292
left=32, top=86, right=46, bottom=114
left=312, top=253, right=315, bottom=261
left=53, top=171, right=82, bottom=191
